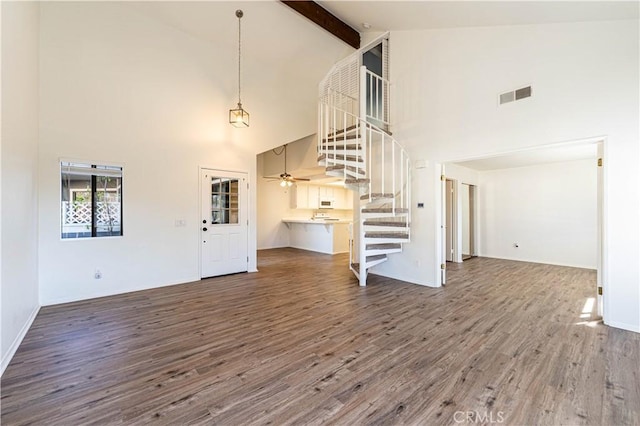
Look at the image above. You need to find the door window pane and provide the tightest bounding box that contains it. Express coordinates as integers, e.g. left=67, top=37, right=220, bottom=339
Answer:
left=210, top=177, right=239, bottom=224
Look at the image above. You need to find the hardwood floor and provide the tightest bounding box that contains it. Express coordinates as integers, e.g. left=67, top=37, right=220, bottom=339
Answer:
left=2, top=249, right=639, bottom=425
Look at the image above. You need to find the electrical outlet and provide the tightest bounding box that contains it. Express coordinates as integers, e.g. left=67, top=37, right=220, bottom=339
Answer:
left=95, top=269, right=102, bottom=279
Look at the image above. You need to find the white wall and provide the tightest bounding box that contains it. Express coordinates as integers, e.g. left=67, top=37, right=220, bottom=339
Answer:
left=1, top=2, right=41, bottom=374
left=257, top=154, right=291, bottom=250
left=261, top=134, right=318, bottom=178
left=479, top=159, right=597, bottom=268
left=385, top=20, right=639, bottom=331
left=37, top=3, right=344, bottom=304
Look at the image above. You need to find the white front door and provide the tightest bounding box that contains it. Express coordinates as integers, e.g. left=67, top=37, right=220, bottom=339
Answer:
left=201, top=169, right=248, bottom=278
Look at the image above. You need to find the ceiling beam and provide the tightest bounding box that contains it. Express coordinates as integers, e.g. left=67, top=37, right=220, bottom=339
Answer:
left=281, top=1, right=360, bottom=49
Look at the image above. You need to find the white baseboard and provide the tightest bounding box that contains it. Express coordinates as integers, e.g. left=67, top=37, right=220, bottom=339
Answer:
left=1, top=305, right=41, bottom=376
left=41, top=276, right=200, bottom=306
left=606, top=320, right=640, bottom=334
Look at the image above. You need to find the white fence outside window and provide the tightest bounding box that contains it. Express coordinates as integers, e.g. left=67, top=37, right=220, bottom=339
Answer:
left=61, top=201, right=121, bottom=234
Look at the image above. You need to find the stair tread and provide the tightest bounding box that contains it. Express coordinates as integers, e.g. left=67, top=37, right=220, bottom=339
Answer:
left=345, top=178, right=371, bottom=185
left=321, top=143, right=362, bottom=150
left=365, top=232, right=410, bottom=239
left=350, top=254, right=387, bottom=270
left=322, top=134, right=359, bottom=142
left=326, top=164, right=366, bottom=175
left=363, top=220, right=408, bottom=227
left=360, top=193, right=394, bottom=200
left=366, top=242, right=402, bottom=250
left=326, top=125, right=358, bottom=139
left=366, top=254, right=387, bottom=262
left=361, top=207, right=409, bottom=213
left=318, top=154, right=364, bottom=163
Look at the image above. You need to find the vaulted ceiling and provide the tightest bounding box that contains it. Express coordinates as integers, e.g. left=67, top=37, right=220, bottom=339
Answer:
left=123, top=2, right=354, bottom=81
left=319, top=1, right=638, bottom=33
left=124, top=1, right=639, bottom=64
left=121, top=1, right=638, bottom=156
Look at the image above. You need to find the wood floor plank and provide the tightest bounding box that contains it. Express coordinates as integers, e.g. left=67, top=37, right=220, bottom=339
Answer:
left=2, top=250, right=639, bottom=425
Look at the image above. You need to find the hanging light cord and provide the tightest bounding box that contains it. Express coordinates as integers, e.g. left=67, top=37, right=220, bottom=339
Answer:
left=236, top=10, right=243, bottom=106
left=272, top=145, right=287, bottom=173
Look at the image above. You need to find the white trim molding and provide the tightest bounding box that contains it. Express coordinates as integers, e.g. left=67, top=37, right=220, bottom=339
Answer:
left=1, top=305, right=41, bottom=376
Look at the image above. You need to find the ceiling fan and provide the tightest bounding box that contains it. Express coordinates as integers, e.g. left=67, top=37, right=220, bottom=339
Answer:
left=266, top=144, right=310, bottom=187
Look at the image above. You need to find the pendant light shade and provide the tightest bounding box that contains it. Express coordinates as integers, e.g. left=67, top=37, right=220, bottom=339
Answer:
left=230, top=10, right=249, bottom=128
left=229, top=103, right=249, bottom=128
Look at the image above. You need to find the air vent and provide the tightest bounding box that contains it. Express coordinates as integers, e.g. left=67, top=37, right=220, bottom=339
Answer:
left=499, top=85, right=532, bottom=105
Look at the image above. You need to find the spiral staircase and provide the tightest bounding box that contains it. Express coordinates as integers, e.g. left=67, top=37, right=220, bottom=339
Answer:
left=318, top=52, right=411, bottom=287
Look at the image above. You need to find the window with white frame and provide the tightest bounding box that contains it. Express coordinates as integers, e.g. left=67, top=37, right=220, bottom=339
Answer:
left=60, top=161, right=123, bottom=239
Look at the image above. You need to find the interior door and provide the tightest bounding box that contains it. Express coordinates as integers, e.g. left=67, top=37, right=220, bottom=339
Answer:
left=461, top=183, right=470, bottom=259
left=469, top=185, right=476, bottom=258
left=201, top=169, right=248, bottom=278
left=440, top=168, right=447, bottom=285
left=596, top=144, right=604, bottom=317
left=445, top=179, right=454, bottom=262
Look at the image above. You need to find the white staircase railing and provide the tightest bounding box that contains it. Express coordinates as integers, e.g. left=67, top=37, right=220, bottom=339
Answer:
left=362, top=68, right=390, bottom=129
left=318, top=63, right=411, bottom=286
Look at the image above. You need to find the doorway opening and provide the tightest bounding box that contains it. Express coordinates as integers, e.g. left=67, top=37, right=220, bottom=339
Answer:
left=460, top=183, right=476, bottom=261
left=444, top=178, right=456, bottom=263
left=361, top=38, right=389, bottom=131
left=438, top=138, right=605, bottom=320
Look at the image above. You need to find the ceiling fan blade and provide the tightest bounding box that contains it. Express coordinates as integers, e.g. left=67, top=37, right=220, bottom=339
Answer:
left=292, top=177, right=311, bottom=181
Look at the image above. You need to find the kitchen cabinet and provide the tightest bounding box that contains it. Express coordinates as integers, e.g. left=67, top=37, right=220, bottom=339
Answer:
left=290, top=185, right=309, bottom=209
left=319, top=186, right=334, bottom=198
left=291, top=184, right=353, bottom=210
left=291, top=184, right=319, bottom=209
left=308, top=185, right=319, bottom=209
left=333, top=187, right=353, bottom=210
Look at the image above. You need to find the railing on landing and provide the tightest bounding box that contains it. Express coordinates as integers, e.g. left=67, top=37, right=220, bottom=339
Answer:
left=318, top=84, right=411, bottom=225
left=362, top=68, right=390, bottom=130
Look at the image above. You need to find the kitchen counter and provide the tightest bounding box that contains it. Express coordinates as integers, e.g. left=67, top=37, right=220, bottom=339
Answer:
left=282, top=218, right=352, bottom=254
left=281, top=218, right=352, bottom=224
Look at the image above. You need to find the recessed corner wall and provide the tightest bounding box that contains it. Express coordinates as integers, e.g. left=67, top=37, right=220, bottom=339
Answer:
left=478, top=159, right=597, bottom=268
left=257, top=153, right=291, bottom=250
left=1, top=1, right=41, bottom=374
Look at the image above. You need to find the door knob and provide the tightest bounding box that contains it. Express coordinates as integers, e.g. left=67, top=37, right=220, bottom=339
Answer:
left=202, top=227, right=208, bottom=232
left=202, top=219, right=207, bottom=224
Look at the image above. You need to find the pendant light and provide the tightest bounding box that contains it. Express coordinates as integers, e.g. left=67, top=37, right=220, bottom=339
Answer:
left=229, top=9, right=249, bottom=128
